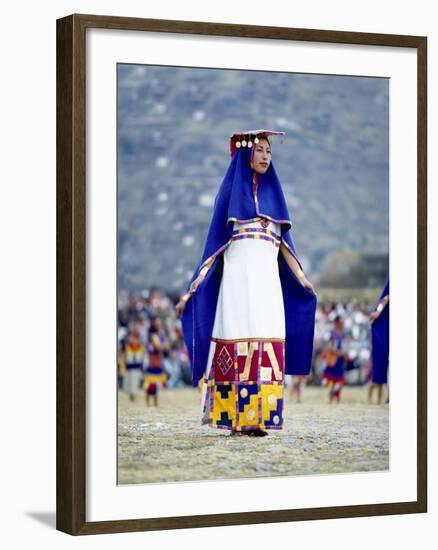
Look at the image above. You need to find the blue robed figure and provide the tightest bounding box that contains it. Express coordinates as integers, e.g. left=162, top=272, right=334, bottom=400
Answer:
left=370, top=276, right=390, bottom=385
left=180, top=130, right=317, bottom=387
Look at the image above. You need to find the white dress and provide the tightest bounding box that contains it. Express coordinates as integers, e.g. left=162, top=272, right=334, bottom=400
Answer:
left=212, top=219, right=285, bottom=339
left=202, top=217, right=287, bottom=432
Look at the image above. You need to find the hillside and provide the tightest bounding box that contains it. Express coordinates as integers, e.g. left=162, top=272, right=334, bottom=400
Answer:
left=117, top=64, right=389, bottom=293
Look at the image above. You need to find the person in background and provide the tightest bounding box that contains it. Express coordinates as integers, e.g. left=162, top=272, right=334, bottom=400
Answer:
left=322, top=315, right=347, bottom=403
left=290, top=375, right=307, bottom=403
left=369, top=277, right=390, bottom=404
left=121, top=326, right=146, bottom=402
left=143, top=317, right=169, bottom=406
left=117, top=347, right=125, bottom=389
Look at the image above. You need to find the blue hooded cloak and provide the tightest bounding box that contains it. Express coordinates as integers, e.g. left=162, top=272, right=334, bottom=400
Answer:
left=370, top=276, right=390, bottom=384
left=181, top=142, right=317, bottom=386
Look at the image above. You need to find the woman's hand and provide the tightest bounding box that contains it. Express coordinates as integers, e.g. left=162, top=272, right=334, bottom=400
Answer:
left=370, top=310, right=380, bottom=323
left=370, top=297, right=388, bottom=322
left=176, top=300, right=186, bottom=318
left=175, top=274, right=206, bottom=319
left=190, top=273, right=205, bottom=293
left=301, top=276, right=317, bottom=296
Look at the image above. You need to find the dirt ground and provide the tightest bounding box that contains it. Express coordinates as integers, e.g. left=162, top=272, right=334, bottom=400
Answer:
left=117, top=385, right=389, bottom=485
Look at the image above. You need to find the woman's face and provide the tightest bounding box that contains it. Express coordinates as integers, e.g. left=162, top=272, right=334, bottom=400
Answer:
left=251, top=138, right=272, bottom=174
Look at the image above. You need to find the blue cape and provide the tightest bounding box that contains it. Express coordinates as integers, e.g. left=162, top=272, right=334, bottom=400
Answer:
left=181, top=145, right=317, bottom=385
left=371, top=276, right=390, bottom=384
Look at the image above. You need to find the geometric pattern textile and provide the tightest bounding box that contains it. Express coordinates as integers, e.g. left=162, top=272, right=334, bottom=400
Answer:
left=203, top=337, right=285, bottom=431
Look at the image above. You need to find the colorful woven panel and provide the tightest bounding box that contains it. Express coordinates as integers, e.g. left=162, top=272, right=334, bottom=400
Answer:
left=205, top=338, right=285, bottom=431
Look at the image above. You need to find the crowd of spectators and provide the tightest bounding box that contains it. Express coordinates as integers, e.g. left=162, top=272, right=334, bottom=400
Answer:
left=312, top=299, right=373, bottom=385
left=118, top=288, right=374, bottom=389
left=118, top=288, right=192, bottom=388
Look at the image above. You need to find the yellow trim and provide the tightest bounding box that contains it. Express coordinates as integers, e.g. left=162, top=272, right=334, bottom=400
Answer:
left=151, top=334, right=161, bottom=348
left=239, top=342, right=259, bottom=381
left=264, top=342, right=283, bottom=380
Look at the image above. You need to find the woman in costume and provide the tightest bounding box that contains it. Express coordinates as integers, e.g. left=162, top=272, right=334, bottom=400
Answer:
left=143, top=317, right=168, bottom=406
left=368, top=277, right=390, bottom=404
left=176, top=130, right=317, bottom=436
left=322, top=315, right=346, bottom=403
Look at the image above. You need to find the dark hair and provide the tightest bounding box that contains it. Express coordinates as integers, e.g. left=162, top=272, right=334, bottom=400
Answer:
left=256, top=135, right=271, bottom=146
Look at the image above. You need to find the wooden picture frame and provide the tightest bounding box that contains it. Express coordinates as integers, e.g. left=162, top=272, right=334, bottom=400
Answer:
left=56, top=13, right=427, bottom=535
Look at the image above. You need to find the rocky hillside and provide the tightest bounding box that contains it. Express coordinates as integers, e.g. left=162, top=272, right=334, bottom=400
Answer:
left=117, top=64, right=389, bottom=293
